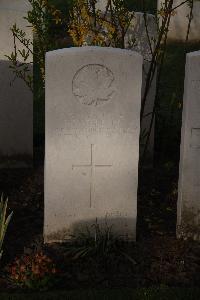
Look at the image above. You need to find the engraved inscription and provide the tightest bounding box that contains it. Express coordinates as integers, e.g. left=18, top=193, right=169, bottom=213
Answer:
left=191, top=128, right=200, bottom=187
left=72, top=64, right=115, bottom=106
left=193, top=160, right=200, bottom=187
left=72, top=144, right=112, bottom=208
left=55, top=116, right=136, bottom=137
left=191, top=80, right=200, bottom=115
left=191, top=128, right=200, bottom=149
left=191, top=80, right=200, bottom=92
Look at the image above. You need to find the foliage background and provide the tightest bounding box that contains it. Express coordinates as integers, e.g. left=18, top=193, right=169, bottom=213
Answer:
left=23, top=0, right=200, bottom=166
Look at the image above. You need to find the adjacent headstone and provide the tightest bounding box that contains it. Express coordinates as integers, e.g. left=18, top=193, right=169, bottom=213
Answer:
left=125, top=12, right=157, bottom=62
left=177, top=51, right=200, bottom=240
left=96, top=0, right=108, bottom=11
left=97, top=0, right=158, bottom=162
left=158, top=0, right=200, bottom=42
left=44, top=47, right=143, bottom=243
left=0, top=0, right=33, bottom=167
left=125, top=12, right=157, bottom=162
left=95, top=0, right=157, bottom=60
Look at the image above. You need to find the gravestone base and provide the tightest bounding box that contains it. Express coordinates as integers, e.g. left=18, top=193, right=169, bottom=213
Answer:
left=177, top=207, right=200, bottom=241
left=44, top=216, right=136, bottom=243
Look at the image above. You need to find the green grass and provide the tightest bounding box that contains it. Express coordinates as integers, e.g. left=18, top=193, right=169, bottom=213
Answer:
left=1, top=288, right=200, bottom=300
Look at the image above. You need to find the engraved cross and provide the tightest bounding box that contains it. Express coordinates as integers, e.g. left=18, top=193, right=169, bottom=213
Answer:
left=72, top=144, right=112, bottom=208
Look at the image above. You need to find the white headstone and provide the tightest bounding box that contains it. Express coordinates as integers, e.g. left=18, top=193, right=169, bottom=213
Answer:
left=158, top=0, right=200, bottom=41
left=0, top=0, right=33, bottom=167
left=177, top=51, right=200, bottom=240
left=44, top=47, right=143, bottom=243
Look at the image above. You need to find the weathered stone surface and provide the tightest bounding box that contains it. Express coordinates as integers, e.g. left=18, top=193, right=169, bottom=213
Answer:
left=0, top=0, right=31, bottom=11
left=125, top=12, right=157, bottom=62
left=96, top=0, right=108, bottom=11
left=158, top=0, right=200, bottom=42
left=177, top=51, right=200, bottom=240
left=44, top=47, right=143, bottom=243
left=0, top=0, right=33, bottom=167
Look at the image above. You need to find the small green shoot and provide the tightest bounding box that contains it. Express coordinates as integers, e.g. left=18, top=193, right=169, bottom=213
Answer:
left=0, top=194, right=13, bottom=260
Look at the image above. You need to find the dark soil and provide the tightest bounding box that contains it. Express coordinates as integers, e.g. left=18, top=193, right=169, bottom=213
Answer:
left=0, top=148, right=200, bottom=291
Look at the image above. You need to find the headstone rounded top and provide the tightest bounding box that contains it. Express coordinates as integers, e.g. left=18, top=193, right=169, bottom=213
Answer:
left=46, top=46, right=143, bottom=60
left=187, top=50, right=200, bottom=57
left=72, top=64, right=115, bottom=106
left=0, top=0, right=31, bottom=12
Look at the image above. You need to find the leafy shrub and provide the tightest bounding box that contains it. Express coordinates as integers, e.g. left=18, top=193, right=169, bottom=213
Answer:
left=7, top=0, right=63, bottom=93
left=65, top=219, right=137, bottom=266
left=7, top=251, right=59, bottom=290
left=67, top=219, right=116, bottom=259
left=68, top=0, right=134, bottom=48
